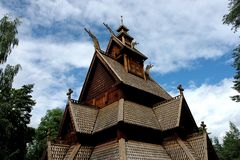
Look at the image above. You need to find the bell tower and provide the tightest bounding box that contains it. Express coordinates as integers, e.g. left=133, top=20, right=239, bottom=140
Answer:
left=105, top=18, right=148, bottom=79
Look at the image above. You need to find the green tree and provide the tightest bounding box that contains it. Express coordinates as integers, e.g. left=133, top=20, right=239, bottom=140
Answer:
left=0, top=15, right=35, bottom=160
left=26, top=108, right=64, bottom=160
left=223, top=0, right=240, bottom=102
left=214, top=122, right=240, bottom=160
left=0, top=16, right=20, bottom=64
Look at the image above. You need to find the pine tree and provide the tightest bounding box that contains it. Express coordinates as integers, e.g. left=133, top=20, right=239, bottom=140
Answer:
left=223, top=0, right=240, bottom=102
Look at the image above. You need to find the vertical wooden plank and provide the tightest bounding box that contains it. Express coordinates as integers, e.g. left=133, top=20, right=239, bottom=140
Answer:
left=47, top=141, right=52, bottom=160
left=118, top=98, right=124, bottom=121
left=119, top=138, right=127, bottom=160
left=203, top=132, right=208, bottom=160
left=124, top=54, right=128, bottom=73
left=121, top=36, right=125, bottom=44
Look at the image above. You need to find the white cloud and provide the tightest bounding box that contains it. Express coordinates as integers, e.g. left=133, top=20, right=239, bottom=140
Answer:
left=179, top=78, right=240, bottom=140
left=1, top=0, right=239, bottom=137
left=6, top=38, right=93, bottom=127
left=20, top=0, right=237, bottom=73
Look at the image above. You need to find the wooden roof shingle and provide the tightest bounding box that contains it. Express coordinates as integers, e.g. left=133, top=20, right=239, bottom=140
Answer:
left=93, top=100, right=119, bottom=133
left=126, top=140, right=172, bottom=159
left=98, top=52, right=172, bottom=100
left=68, top=96, right=197, bottom=134
left=186, top=133, right=208, bottom=160
left=153, top=96, right=182, bottom=131
left=69, top=102, right=98, bottom=134
left=47, top=142, right=69, bottom=160
left=90, top=140, right=119, bottom=159
left=123, top=101, right=160, bottom=130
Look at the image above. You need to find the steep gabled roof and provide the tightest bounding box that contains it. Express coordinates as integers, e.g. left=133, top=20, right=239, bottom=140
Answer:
left=153, top=95, right=198, bottom=132
left=93, top=100, right=119, bottom=133
left=79, top=51, right=120, bottom=102
left=98, top=51, right=171, bottom=99
left=106, top=34, right=148, bottom=60
left=153, top=96, right=182, bottom=130
left=63, top=96, right=197, bottom=135
left=69, top=102, right=98, bottom=134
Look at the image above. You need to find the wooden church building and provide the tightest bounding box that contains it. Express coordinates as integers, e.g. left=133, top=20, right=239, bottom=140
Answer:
left=44, top=21, right=219, bottom=160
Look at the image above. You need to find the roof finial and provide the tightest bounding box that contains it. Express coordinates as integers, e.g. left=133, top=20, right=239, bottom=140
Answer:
left=177, top=84, right=184, bottom=96
left=84, top=28, right=101, bottom=51
left=145, top=64, right=154, bottom=80
left=66, top=88, right=73, bottom=100
left=103, top=22, right=116, bottom=36
left=121, top=16, right=123, bottom=25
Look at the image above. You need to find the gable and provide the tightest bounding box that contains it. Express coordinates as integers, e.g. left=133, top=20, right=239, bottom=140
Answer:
left=58, top=106, right=76, bottom=142
left=79, top=53, right=119, bottom=106
left=107, top=39, right=122, bottom=59
left=178, top=97, right=199, bottom=135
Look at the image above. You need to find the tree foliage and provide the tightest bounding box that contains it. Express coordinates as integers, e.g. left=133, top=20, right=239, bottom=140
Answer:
left=0, top=16, right=20, bottom=64
left=26, top=108, right=64, bottom=160
left=214, top=122, right=240, bottom=160
left=0, top=15, right=35, bottom=160
left=223, top=0, right=240, bottom=102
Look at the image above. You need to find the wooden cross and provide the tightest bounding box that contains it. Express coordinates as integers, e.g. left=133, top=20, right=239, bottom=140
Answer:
left=67, top=88, right=73, bottom=100
left=177, top=84, right=184, bottom=96
left=201, top=121, right=207, bottom=130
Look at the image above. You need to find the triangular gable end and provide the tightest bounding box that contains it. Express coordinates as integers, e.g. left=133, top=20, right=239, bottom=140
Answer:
left=58, top=104, right=77, bottom=143
left=105, top=36, right=123, bottom=59
left=178, top=96, right=199, bottom=136
left=79, top=51, right=121, bottom=108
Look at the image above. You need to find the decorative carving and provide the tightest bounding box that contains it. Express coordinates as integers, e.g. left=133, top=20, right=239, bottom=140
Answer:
left=84, top=28, right=101, bottom=51
left=145, top=64, right=153, bottom=80
left=103, top=23, right=116, bottom=36
left=131, top=41, right=139, bottom=48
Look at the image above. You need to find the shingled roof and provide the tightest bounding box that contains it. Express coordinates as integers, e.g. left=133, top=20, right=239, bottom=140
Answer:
left=46, top=133, right=215, bottom=160
left=153, top=96, right=182, bottom=130
left=65, top=95, right=196, bottom=135
left=69, top=102, right=98, bottom=134
left=97, top=52, right=171, bottom=100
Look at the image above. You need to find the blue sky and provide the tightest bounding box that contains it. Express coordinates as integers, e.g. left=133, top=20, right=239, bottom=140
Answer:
left=0, top=0, right=239, bottom=139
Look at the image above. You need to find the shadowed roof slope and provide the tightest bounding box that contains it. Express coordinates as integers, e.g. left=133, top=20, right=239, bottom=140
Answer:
left=98, top=52, right=172, bottom=100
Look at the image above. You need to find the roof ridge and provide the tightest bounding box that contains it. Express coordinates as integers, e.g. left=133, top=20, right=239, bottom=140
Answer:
left=176, top=137, right=198, bottom=160
left=153, top=95, right=181, bottom=107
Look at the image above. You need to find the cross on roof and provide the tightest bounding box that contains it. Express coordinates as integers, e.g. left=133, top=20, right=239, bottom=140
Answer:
left=201, top=121, right=207, bottom=130
left=177, top=84, right=184, bottom=96
left=67, top=88, right=73, bottom=100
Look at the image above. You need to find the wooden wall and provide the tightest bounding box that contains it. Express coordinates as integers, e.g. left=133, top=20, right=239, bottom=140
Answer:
left=85, top=61, right=115, bottom=101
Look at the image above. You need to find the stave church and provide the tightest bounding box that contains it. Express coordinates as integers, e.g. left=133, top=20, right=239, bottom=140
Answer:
left=43, top=20, right=219, bottom=160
